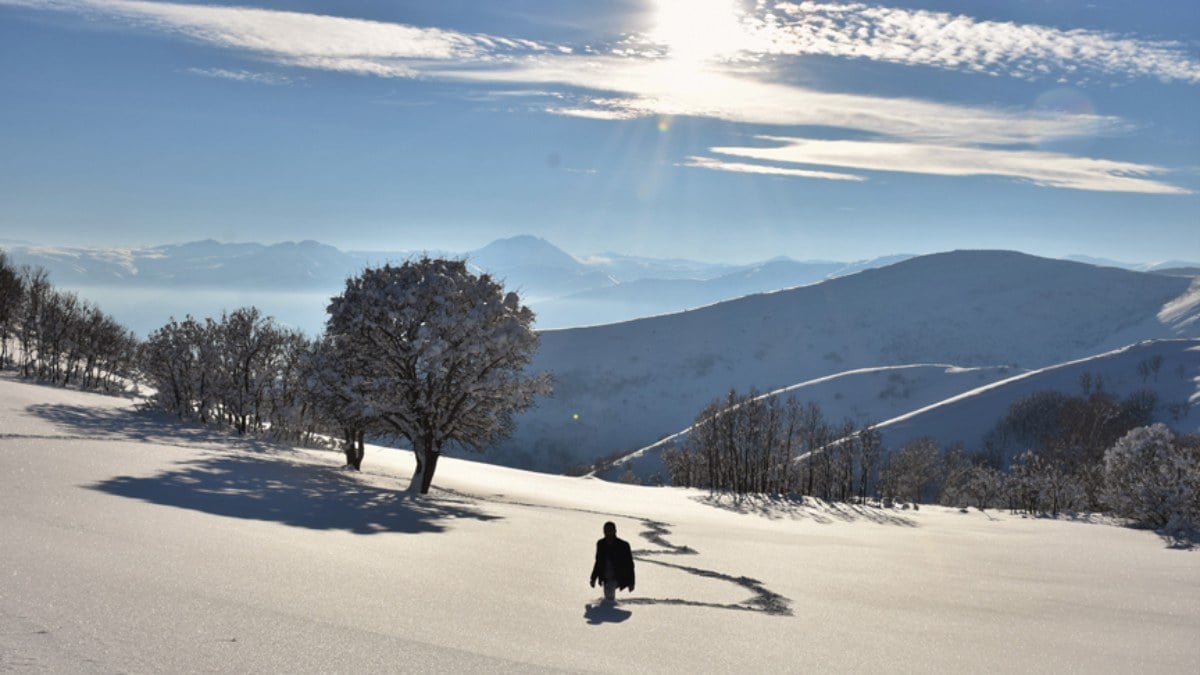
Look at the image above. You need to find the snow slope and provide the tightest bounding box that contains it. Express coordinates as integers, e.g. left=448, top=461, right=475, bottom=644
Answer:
left=2, top=374, right=1200, bottom=667
left=607, top=339, right=1200, bottom=482
left=498, top=251, right=1199, bottom=472
left=869, top=338, right=1200, bottom=454
left=594, top=363, right=1018, bottom=481
left=1, top=377, right=1198, bottom=673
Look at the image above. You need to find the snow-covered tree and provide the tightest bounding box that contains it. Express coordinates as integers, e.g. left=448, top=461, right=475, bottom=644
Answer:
left=325, top=258, right=551, bottom=494
left=215, top=307, right=283, bottom=435
left=1103, top=424, right=1200, bottom=533
left=303, top=335, right=375, bottom=469
left=964, top=465, right=1005, bottom=510
left=140, top=309, right=309, bottom=438
left=881, top=438, right=941, bottom=505
left=856, top=423, right=883, bottom=503
left=0, top=251, right=24, bottom=369
left=140, top=317, right=201, bottom=417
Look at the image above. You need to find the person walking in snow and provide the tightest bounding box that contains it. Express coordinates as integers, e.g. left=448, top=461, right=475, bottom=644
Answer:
left=590, top=521, right=635, bottom=603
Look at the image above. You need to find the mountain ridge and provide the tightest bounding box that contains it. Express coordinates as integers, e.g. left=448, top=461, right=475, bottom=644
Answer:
left=492, top=250, right=1200, bottom=472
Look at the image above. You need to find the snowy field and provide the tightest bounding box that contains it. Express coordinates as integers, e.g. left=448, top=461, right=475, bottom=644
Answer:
left=2, top=376, right=1198, bottom=673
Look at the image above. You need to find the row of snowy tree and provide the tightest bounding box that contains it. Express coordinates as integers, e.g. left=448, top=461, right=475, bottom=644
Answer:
left=138, top=258, right=550, bottom=494
left=663, top=385, right=1199, bottom=534
left=0, top=251, right=138, bottom=391
left=662, top=390, right=883, bottom=501
left=2, top=252, right=550, bottom=495
left=139, top=307, right=315, bottom=441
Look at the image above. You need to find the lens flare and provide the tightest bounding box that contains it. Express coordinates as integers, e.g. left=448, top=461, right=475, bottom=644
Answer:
left=1031, top=88, right=1100, bottom=153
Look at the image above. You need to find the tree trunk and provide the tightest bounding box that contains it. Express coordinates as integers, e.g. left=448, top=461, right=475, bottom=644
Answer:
left=421, top=450, right=440, bottom=494
left=343, top=428, right=358, bottom=469
left=408, top=442, right=427, bottom=494
left=407, top=436, right=440, bottom=495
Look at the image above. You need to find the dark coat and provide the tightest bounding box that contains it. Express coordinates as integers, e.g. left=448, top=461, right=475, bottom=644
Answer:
left=591, top=536, right=635, bottom=590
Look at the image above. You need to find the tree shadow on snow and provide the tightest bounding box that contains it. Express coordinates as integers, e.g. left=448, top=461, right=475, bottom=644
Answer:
left=1158, top=530, right=1198, bottom=551
left=87, top=451, right=500, bottom=535
left=24, top=402, right=274, bottom=452
left=695, top=493, right=917, bottom=527
left=583, top=602, right=632, bottom=625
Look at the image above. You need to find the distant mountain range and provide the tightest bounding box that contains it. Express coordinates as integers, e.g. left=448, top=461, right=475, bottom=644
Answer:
left=0, top=236, right=923, bottom=331
left=6, top=236, right=1195, bottom=334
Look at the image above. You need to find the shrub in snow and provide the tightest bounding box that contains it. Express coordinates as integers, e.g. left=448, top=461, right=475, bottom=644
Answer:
left=1005, top=451, right=1085, bottom=517
left=880, top=438, right=940, bottom=505
left=1103, top=424, right=1200, bottom=533
left=940, top=462, right=1005, bottom=511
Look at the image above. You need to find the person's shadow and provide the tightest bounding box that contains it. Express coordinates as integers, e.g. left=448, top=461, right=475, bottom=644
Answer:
left=583, top=602, right=632, bottom=625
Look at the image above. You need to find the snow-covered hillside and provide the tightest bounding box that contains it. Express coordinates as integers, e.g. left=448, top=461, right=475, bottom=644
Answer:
left=2, top=377, right=1197, bottom=673
left=604, top=339, right=1200, bottom=482
left=870, top=339, right=1200, bottom=454
left=496, top=252, right=1200, bottom=472
left=529, top=254, right=914, bottom=327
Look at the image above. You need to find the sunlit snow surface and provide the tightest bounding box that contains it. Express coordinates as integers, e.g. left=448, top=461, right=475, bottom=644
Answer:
left=2, top=376, right=1198, bottom=673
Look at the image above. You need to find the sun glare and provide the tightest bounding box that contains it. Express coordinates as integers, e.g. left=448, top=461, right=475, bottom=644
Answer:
left=649, top=0, right=746, bottom=63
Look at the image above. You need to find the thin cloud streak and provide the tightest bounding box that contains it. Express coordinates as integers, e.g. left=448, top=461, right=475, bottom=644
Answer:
left=681, top=155, right=864, bottom=181
left=187, top=67, right=292, bottom=85
left=708, top=136, right=1192, bottom=194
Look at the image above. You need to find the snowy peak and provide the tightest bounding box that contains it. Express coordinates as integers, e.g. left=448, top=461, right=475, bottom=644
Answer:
left=468, top=235, right=581, bottom=271
left=465, top=236, right=615, bottom=300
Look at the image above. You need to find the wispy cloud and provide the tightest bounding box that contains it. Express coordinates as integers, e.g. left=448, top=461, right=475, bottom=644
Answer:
left=756, top=2, right=1200, bottom=84
left=445, top=54, right=1124, bottom=146
left=707, top=136, right=1191, bottom=194
left=187, top=67, right=292, bottom=85
left=7, top=0, right=547, bottom=77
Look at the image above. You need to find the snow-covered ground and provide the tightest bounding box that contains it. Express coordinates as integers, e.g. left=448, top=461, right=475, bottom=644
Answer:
left=2, top=377, right=1198, bottom=673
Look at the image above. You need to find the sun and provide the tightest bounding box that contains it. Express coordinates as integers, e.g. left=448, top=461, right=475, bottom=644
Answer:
left=648, top=0, right=746, bottom=63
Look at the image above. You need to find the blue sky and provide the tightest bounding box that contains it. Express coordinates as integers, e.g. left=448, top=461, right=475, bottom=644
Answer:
left=1, top=0, right=1197, bottom=263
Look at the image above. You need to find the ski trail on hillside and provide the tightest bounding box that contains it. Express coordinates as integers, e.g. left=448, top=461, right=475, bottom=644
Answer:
left=437, top=487, right=794, bottom=616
